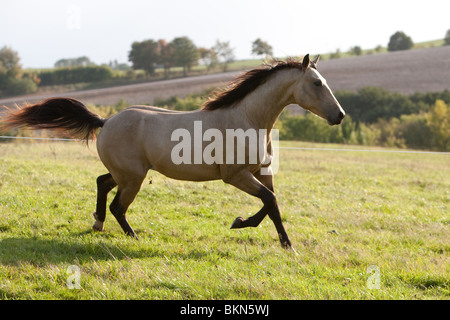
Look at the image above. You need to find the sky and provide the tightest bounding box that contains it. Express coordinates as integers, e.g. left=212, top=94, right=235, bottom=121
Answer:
left=2, top=0, right=449, bottom=69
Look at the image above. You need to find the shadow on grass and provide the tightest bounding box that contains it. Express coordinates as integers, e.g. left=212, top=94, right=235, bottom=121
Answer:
left=0, top=230, right=229, bottom=266
left=0, top=232, right=162, bottom=265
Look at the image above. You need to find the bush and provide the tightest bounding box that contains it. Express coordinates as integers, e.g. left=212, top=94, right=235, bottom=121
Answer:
left=362, top=102, right=449, bottom=151
left=155, top=95, right=203, bottom=111
left=154, top=87, right=215, bottom=111
left=398, top=114, right=432, bottom=149
left=4, top=77, right=37, bottom=95
left=335, top=87, right=427, bottom=124
left=279, top=113, right=357, bottom=144
left=372, top=115, right=431, bottom=149
left=38, top=66, right=113, bottom=86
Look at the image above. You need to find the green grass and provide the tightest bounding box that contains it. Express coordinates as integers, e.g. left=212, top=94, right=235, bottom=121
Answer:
left=413, top=39, right=445, bottom=49
left=0, top=141, right=448, bottom=299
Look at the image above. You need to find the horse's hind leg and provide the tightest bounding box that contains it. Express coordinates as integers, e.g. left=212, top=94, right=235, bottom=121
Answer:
left=256, top=172, right=291, bottom=248
left=109, top=175, right=145, bottom=238
left=92, top=173, right=117, bottom=232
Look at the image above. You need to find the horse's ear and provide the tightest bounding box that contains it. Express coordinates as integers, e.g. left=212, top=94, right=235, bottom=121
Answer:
left=302, top=54, right=310, bottom=69
left=311, top=55, right=320, bottom=68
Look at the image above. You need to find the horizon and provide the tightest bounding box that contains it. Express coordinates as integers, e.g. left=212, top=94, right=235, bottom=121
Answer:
left=2, top=0, right=450, bottom=69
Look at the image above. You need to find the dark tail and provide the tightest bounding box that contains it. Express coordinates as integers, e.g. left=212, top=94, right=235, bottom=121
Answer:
left=1, top=97, right=105, bottom=143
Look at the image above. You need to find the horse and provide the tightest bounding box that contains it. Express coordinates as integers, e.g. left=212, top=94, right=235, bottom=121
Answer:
left=1, top=54, right=345, bottom=248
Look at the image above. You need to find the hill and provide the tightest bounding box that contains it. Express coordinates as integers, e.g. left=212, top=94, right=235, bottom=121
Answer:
left=319, top=46, right=450, bottom=94
left=0, top=46, right=449, bottom=109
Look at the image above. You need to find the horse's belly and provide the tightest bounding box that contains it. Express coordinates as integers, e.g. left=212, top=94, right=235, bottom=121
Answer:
left=152, top=163, right=222, bottom=182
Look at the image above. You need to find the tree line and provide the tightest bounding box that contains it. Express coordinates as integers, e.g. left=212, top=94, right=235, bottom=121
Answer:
left=0, top=37, right=274, bottom=97
left=128, top=36, right=272, bottom=77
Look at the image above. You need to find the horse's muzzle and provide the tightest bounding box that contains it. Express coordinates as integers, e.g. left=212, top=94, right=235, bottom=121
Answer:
left=328, top=110, right=346, bottom=125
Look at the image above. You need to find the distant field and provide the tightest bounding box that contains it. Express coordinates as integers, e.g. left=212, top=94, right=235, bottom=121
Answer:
left=2, top=45, right=450, bottom=109
left=0, top=141, right=448, bottom=299
left=318, top=45, right=450, bottom=94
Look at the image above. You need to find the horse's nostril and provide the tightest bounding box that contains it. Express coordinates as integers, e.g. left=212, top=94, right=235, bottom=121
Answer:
left=338, top=111, right=345, bottom=120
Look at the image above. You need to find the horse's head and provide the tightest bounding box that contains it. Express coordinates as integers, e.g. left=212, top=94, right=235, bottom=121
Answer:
left=293, top=54, right=345, bottom=125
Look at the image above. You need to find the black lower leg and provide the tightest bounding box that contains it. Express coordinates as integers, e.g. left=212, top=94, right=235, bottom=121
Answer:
left=92, top=173, right=117, bottom=232
left=95, top=173, right=117, bottom=222
left=268, top=206, right=291, bottom=248
left=230, top=205, right=271, bottom=229
left=231, top=185, right=291, bottom=247
left=230, top=186, right=275, bottom=229
left=109, top=191, right=137, bottom=238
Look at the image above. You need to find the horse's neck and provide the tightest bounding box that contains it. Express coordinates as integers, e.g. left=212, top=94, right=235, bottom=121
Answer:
left=242, top=69, right=298, bottom=131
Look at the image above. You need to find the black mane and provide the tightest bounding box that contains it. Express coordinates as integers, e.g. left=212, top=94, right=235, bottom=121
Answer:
left=202, top=58, right=304, bottom=111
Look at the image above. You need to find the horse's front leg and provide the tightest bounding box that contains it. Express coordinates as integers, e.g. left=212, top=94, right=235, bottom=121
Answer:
left=225, top=170, right=291, bottom=248
left=230, top=170, right=274, bottom=228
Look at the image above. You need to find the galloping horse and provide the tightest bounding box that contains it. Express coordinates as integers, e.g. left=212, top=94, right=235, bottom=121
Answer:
left=1, top=55, right=345, bottom=248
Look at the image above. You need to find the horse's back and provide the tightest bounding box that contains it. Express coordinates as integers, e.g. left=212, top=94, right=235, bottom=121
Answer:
left=96, top=107, right=222, bottom=181
left=126, top=105, right=184, bottom=113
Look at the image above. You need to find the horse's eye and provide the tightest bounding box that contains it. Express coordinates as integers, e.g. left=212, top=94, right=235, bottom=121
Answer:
left=314, top=79, right=323, bottom=87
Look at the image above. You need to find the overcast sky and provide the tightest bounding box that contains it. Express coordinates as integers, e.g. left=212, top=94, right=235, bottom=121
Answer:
left=2, top=0, right=449, bottom=68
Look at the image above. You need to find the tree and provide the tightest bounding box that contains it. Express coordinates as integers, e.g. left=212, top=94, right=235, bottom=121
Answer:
left=0, top=46, right=22, bottom=83
left=213, top=40, right=235, bottom=72
left=427, top=99, right=449, bottom=151
left=198, top=47, right=218, bottom=71
left=388, top=31, right=414, bottom=51
left=329, top=48, right=342, bottom=59
left=444, top=29, right=450, bottom=46
left=349, top=46, right=362, bottom=56
left=55, top=56, right=93, bottom=68
left=375, top=45, right=384, bottom=53
left=128, top=39, right=159, bottom=76
left=0, top=46, right=37, bottom=96
left=170, top=36, right=198, bottom=76
left=156, top=39, right=174, bottom=78
left=251, top=38, right=273, bottom=58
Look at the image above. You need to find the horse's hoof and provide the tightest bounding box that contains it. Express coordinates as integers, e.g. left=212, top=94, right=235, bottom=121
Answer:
left=281, top=241, right=292, bottom=249
left=92, top=212, right=104, bottom=232
left=230, top=217, right=244, bottom=229
left=126, top=231, right=139, bottom=240
left=279, top=233, right=292, bottom=249
left=92, top=221, right=104, bottom=232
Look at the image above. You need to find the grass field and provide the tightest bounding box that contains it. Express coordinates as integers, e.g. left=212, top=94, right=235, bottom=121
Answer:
left=0, top=141, right=448, bottom=299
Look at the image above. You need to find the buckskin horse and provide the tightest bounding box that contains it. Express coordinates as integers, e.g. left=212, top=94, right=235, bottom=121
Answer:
left=1, top=55, right=345, bottom=248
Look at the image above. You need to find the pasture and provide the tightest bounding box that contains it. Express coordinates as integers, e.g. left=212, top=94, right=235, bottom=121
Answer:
left=0, top=141, right=448, bottom=299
